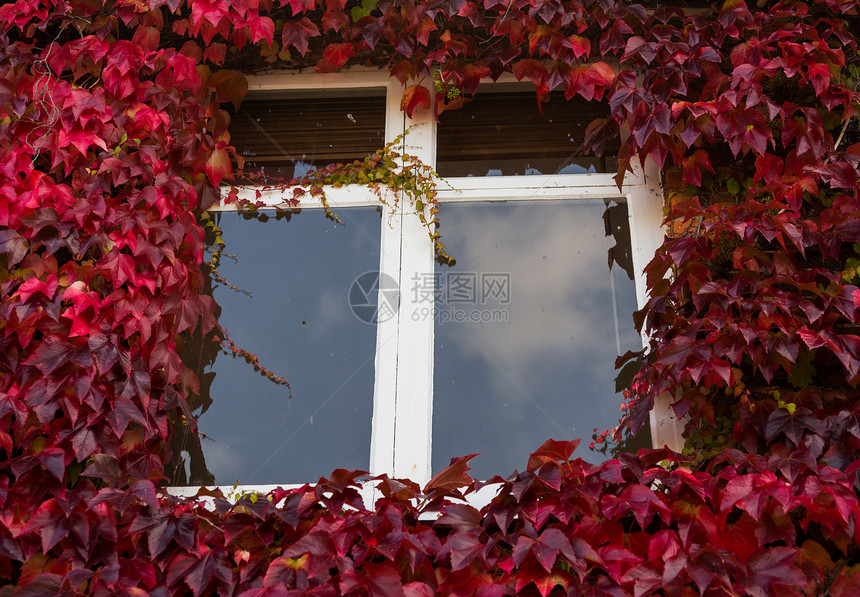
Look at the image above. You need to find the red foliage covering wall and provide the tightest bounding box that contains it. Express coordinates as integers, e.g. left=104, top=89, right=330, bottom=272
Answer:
left=1, top=0, right=860, bottom=594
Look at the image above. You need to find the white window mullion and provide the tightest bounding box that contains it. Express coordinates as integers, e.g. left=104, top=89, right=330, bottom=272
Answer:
left=627, top=158, right=686, bottom=453
left=389, top=83, right=436, bottom=485
left=368, top=82, right=412, bottom=478
left=626, top=159, right=665, bottom=314
left=368, top=200, right=402, bottom=478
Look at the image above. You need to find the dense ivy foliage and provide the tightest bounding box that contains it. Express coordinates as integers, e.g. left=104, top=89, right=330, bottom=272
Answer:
left=2, top=0, right=860, bottom=594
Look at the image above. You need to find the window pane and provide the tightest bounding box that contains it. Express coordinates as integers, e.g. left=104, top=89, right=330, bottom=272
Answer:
left=436, top=91, right=618, bottom=177
left=230, top=90, right=386, bottom=182
left=170, top=208, right=382, bottom=486
left=431, top=200, right=643, bottom=478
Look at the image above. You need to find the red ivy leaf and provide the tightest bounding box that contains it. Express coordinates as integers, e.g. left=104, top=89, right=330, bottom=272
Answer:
left=600, top=19, right=633, bottom=55
left=404, top=582, right=435, bottom=597
left=682, top=149, right=715, bottom=186
left=754, top=153, right=784, bottom=185
left=204, top=147, right=233, bottom=187
left=21, top=499, right=68, bottom=552
left=131, top=25, right=160, bottom=53
left=601, top=484, right=669, bottom=529
left=81, top=454, right=122, bottom=485
left=441, top=532, right=483, bottom=571
left=584, top=117, right=618, bottom=157
left=568, top=34, right=591, bottom=59
left=39, top=447, right=66, bottom=482
left=208, top=69, right=248, bottom=111
left=203, top=42, right=227, bottom=65
left=745, top=547, right=808, bottom=596
left=424, top=454, right=477, bottom=494
left=317, top=42, right=355, bottom=72
left=57, top=124, right=108, bottom=155
left=341, top=562, right=404, bottom=597
left=244, top=15, right=275, bottom=46
left=0, top=229, right=28, bottom=266
left=390, top=60, right=415, bottom=85
left=513, top=528, right=579, bottom=573
left=24, top=335, right=92, bottom=377
left=87, top=333, right=118, bottom=375
left=513, top=59, right=548, bottom=87
left=165, top=551, right=197, bottom=592
left=130, top=479, right=158, bottom=509
left=281, top=17, right=320, bottom=56
left=322, top=10, right=349, bottom=34
left=400, top=84, right=431, bottom=118
left=415, top=16, right=437, bottom=46
left=527, top=439, right=580, bottom=472
left=190, top=0, right=228, bottom=28
left=623, top=36, right=657, bottom=64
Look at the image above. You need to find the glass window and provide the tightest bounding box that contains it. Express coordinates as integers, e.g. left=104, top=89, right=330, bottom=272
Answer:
left=229, top=88, right=387, bottom=182
left=170, top=208, right=381, bottom=486
left=431, top=200, right=644, bottom=478
left=436, top=91, right=618, bottom=177
left=168, top=75, right=665, bottom=493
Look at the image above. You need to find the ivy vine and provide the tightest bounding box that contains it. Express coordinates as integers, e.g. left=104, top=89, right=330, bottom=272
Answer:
left=225, top=130, right=455, bottom=266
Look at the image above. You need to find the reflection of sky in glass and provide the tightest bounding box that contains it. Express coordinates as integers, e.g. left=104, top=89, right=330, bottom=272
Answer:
left=432, top=200, right=642, bottom=478
left=476, top=163, right=597, bottom=177
left=194, top=208, right=381, bottom=485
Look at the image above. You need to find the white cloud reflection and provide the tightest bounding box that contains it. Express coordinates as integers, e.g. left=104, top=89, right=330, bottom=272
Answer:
left=432, top=200, right=641, bottom=475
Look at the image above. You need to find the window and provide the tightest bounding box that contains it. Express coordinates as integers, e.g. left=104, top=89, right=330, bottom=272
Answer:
left=229, top=87, right=387, bottom=182
left=430, top=199, right=643, bottom=479
left=435, top=90, right=619, bottom=176
left=171, top=208, right=381, bottom=487
left=168, top=71, right=669, bottom=497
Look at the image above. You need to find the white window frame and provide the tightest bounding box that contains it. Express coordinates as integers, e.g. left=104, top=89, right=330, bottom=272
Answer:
left=168, top=69, right=680, bottom=500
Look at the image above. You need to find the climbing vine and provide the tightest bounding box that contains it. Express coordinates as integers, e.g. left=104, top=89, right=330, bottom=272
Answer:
left=2, top=0, right=860, bottom=594
left=225, top=131, right=455, bottom=265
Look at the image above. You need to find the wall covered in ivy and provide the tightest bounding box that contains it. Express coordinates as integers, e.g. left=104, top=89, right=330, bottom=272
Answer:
left=1, top=0, right=860, bottom=594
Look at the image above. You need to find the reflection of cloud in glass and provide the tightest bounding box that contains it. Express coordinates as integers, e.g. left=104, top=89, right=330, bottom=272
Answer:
left=309, top=289, right=352, bottom=339
left=433, top=200, right=642, bottom=476
left=443, top=204, right=624, bottom=382
left=293, top=159, right=314, bottom=178
left=202, top=440, right=242, bottom=483
left=557, top=163, right=596, bottom=175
